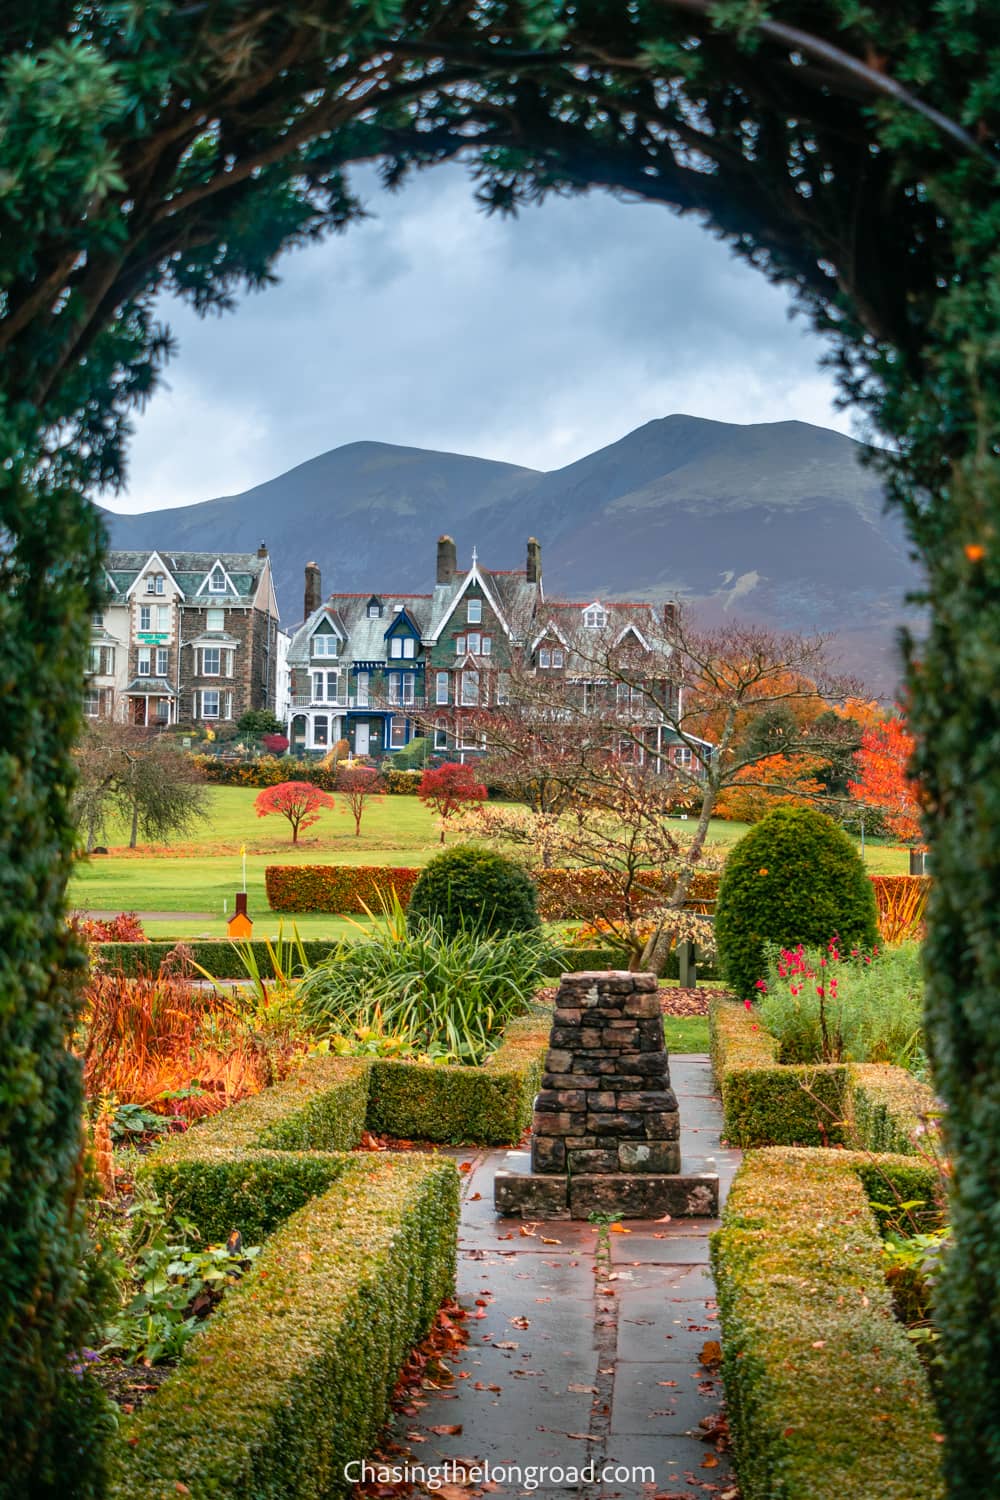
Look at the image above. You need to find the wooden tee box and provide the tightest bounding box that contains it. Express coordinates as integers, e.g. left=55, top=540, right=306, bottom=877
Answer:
left=494, top=971, right=719, bottom=1220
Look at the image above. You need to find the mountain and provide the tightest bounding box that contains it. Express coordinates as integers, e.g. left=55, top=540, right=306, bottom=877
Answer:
left=103, top=415, right=920, bottom=689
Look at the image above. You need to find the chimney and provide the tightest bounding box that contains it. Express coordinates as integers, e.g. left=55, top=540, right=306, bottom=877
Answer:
left=526, top=536, right=542, bottom=584
left=304, top=560, right=322, bottom=619
left=437, top=535, right=457, bottom=585
left=663, top=602, right=678, bottom=633
left=257, top=541, right=268, bottom=558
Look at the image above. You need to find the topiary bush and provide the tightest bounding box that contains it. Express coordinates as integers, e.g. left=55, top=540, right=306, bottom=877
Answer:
left=715, top=806, right=878, bottom=999
left=407, top=844, right=540, bottom=939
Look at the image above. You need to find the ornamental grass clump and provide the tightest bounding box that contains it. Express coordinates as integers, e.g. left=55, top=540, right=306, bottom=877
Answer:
left=298, top=897, right=552, bottom=1064
left=714, top=805, right=878, bottom=997
left=760, top=939, right=925, bottom=1069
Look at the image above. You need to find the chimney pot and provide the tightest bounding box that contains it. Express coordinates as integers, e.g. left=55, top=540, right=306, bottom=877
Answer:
left=663, top=602, right=678, bottom=632
left=437, top=535, right=457, bottom=585
left=257, top=541, right=268, bottom=558
left=304, top=560, right=322, bottom=620
left=526, top=536, right=542, bottom=584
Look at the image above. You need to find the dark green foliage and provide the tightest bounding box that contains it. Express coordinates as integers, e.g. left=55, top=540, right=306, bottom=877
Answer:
left=711, top=1147, right=944, bottom=1500
left=390, top=736, right=430, bottom=771
left=236, top=709, right=284, bottom=736
left=407, top=844, right=540, bottom=939
left=97, top=938, right=341, bottom=979
left=715, top=807, right=878, bottom=998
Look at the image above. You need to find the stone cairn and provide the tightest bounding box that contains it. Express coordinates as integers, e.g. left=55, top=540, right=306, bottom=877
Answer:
left=494, top=972, right=718, bottom=1220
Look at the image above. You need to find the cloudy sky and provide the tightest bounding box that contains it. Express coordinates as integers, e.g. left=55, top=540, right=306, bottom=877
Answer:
left=110, top=163, right=853, bottom=516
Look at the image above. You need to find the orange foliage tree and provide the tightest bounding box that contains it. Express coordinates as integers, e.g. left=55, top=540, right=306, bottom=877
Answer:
left=715, top=751, right=828, bottom=822
left=848, top=714, right=923, bottom=844
left=254, top=780, right=335, bottom=843
left=418, top=762, right=486, bottom=841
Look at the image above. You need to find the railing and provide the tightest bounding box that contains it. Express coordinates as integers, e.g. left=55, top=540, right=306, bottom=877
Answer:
left=289, top=692, right=427, bottom=710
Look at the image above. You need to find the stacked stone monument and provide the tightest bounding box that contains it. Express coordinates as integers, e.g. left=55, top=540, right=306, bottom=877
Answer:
left=494, top=971, right=719, bottom=1219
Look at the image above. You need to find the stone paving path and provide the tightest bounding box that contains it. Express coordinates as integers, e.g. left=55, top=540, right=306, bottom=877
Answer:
left=387, top=1056, right=742, bottom=1500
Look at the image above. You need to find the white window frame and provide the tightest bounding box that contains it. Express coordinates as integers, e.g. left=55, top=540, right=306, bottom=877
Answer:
left=461, top=669, right=480, bottom=706
left=155, top=574, right=165, bottom=595
left=137, top=648, right=151, bottom=677
left=156, top=605, right=169, bottom=632
left=436, top=671, right=449, bottom=705
left=367, top=600, right=381, bottom=618
left=209, top=569, right=227, bottom=594
left=401, top=672, right=415, bottom=706
left=312, top=633, right=338, bottom=658
left=206, top=608, right=225, bottom=632
left=390, top=636, right=404, bottom=659
left=467, top=631, right=481, bottom=655
left=402, top=636, right=416, bottom=659
left=139, top=605, right=152, bottom=631
left=390, top=716, right=407, bottom=748
left=584, top=606, right=608, bottom=629
left=156, top=647, right=169, bottom=676
left=312, top=669, right=340, bottom=703
left=312, top=714, right=329, bottom=747
left=467, top=598, right=482, bottom=624
left=539, top=648, right=551, bottom=668
left=674, top=744, right=693, bottom=768
left=552, top=648, right=564, bottom=668
left=84, top=688, right=101, bottom=718
left=355, top=671, right=369, bottom=706
left=455, top=635, right=466, bottom=656
left=202, top=689, right=220, bottom=719
left=91, top=611, right=104, bottom=628
left=202, top=646, right=221, bottom=676
left=434, top=718, right=449, bottom=750
left=495, top=676, right=510, bottom=706
left=145, top=576, right=156, bottom=593
left=482, top=635, right=492, bottom=657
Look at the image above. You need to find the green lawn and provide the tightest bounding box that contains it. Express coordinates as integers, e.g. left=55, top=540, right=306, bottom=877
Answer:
left=67, top=787, right=911, bottom=932
left=662, top=1016, right=710, bottom=1053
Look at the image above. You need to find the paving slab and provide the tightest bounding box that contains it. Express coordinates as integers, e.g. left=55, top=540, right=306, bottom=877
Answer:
left=380, top=1053, right=740, bottom=1500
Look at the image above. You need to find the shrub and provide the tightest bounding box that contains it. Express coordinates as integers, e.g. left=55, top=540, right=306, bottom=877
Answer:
left=383, top=766, right=423, bottom=794
left=407, top=844, right=540, bottom=939
left=390, top=737, right=430, bottom=772
left=265, top=865, right=421, bottom=913
left=712, top=1146, right=944, bottom=1500
left=237, top=709, right=284, bottom=737
left=715, top=806, right=878, bottom=998
left=299, top=915, right=552, bottom=1065
left=72, top=910, right=146, bottom=942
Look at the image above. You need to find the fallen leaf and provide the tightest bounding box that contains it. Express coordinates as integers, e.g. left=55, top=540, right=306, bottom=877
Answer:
left=429, top=1423, right=463, bottom=1436
left=469, top=1192, right=482, bottom=1202
left=811, top=1339, right=826, bottom=1349
left=519, top=1224, right=538, bottom=1237
left=541, top=1236, right=561, bottom=1245
left=567, top=1432, right=601, bottom=1441
left=609, top=1223, right=631, bottom=1234
left=459, top=1161, right=474, bottom=1173
left=568, top=1383, right=598, bottom=1393
left=495, top=1340, right=519, bottom=1350
left=699, top=1340, right=723, bottom=1367
left=509, top=1316, right=531, bottom=1329
left=702, top=1454, right=719, bottom=1469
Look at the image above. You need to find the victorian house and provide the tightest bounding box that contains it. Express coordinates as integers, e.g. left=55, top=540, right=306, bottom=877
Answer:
left=91, top=548, right=280, bottom=727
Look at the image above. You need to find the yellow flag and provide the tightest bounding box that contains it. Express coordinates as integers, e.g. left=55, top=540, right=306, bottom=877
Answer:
left=240, top=844, right=246, bottom=856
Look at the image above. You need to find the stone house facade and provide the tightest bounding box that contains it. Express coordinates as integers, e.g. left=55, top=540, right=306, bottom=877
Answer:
left=92, top=548, right=280, bottom=727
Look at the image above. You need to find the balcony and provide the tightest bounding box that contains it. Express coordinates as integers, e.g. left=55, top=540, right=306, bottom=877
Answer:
left=289, top=692, right=427, bottom=711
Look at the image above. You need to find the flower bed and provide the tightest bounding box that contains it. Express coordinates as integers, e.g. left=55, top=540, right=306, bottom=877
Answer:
left=711, top=1146, right=943, bottom=1500
left=710, top=998, right=935, bottom=1150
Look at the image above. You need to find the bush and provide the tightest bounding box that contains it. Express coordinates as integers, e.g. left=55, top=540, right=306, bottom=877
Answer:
left=715, top=807, right=878, bottom=998
left=96, top=938, right=343, bottom=979
left=73, top=910, right=147, bottom=942
left=383, top=766, right=423, bottom=794
left=712, top=1146, right=944, bottom=1500
left=236, top=709, right=284, bottom=736
left=390, top=737, right=430, bottom=772
left=407, top=844, right=540, bottom=939
left=299, top=918, right=552, bottom=1064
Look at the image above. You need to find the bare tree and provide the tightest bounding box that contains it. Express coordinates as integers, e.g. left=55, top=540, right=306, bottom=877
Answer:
left=74, top=722, right=209, bottom=850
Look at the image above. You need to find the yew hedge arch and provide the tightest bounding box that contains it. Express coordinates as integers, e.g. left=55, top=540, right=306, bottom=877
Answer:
left=2, top=4, right=999, bottom=1494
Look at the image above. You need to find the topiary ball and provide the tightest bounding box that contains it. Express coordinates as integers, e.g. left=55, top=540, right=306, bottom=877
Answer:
left=407, top=844, right=540, bottom=939
left=715, top=805, right=878, bottom=998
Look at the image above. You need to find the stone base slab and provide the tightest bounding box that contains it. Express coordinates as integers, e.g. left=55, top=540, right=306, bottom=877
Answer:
left=494, top=1168, right=719, bottom=1220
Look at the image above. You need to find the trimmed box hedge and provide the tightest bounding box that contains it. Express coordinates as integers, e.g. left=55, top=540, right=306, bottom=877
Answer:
left=711, top=1147, right=944, bottom=1500
left=95, top=937, right=343, bottom=978
left=265, top=864, right=422, bottom=913
left=710, top=1000, right=935, bottom=1152
left=365, top=1005, right=551, bottom=1144
left=114, top=1155, right=458, bottom=1500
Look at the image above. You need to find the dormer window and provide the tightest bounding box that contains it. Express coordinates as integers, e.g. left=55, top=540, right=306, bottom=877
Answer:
left=467, top=598, right=482, bottom=625
left=209, top=567, right=227, bottom=594
left=584, top=604, right=607, bottom=629
left=311, top=634, right=339, bottom=658
left=145, top=573, right=165, bottom=594
left=367, top=596, right=382, bottom=618
left=389, top=636, right=416, bottom=659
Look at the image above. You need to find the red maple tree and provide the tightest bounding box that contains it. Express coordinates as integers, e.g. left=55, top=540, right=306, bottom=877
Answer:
left=336, top=764, right=383, bottom=836
left=254, top=780, right=334, bottom=843
left=848, top=714, right=923, bottom=843
left=418, top=762, right=487, bottom=841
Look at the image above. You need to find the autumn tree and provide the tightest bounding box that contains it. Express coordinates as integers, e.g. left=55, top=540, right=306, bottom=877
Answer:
left=848, top=713, right=923, bottom=845
left=336, top=765, right=383, bottom=837
left=418, top=762, right=487, bottom=842
left=255, top=781, right=334, bottom=844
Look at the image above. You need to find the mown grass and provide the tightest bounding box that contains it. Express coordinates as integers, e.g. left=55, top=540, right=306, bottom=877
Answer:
left=663, top=1016, right=711, bottom=1053
left=68, top=787, right=910, bottom=927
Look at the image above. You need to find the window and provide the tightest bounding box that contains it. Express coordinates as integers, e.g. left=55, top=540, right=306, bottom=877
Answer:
left=209, top=568, right=227, bottom=593
left=389, top=634, right=415, bottom=659
left=403, top=636, right=416, bottom=659
left=401, top=672, right=415, bottom=706
left=436, top=671, right=449, bottom=705
left=461, top=669, right=479, bottom=706
left=584, top=605, right=608, bottom=629
left=583, top=682, right=598, bottom=711
left=390, top=716, right=407, bottom=748
left=206, top=608, right=225, bottom=632
left=146, top=576, right=156, bottom=593
left=312, top=633, right=338, bottom=657
left=201, top=690, right=220, bottom=719
left=367, top=598, right=382, bottom=617
left=455, top=635, right=466, bottom=656
left=674, top=745, right=693, bottom=768
left=313, top=670, right=340, bottom=702
left=156, top=647, right=169, bottom=676
left=313, top=715, right=329, bottom=747
left=539, top=648, right=551, bottom=668
left=84, top=689, right=101, bottom=718
left=467, top=598, right=482, bottom=624
left=137, top=648, right=151, bottom=676
left=156, top=605, right=169, bottom=632
left=434, top=719, right=449, bottom=750
left=155, top=574, right=165, bottom=595
left=139, top=605, right=152, bottom=631
left=91, top=611, right=104, bottom=629
left=355, top=671, right=370, bottom=706
left=467, top=631, right=481, bottom=655
left=552, top=648, right=564, bottom=668
left=88, top=645, right=114, bottom=675
left=202, top=647, right=221, bottom=676
left=482, top=635, right=492, bottom=656
left=495, top=675, right=510, bottom=706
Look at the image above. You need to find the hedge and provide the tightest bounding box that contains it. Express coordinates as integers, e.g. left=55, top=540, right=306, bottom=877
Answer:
left=114, top=1155, right=458, bottom=1500
left=95, top=938, right=343, bottom=979
left=710, top=999, right=937, bottom=1153
left=711, top=1147, right=944, bottom=1500
left=265, top=864, right=422, bottom=913
left=533, top=865, right=721, bottom=922
left=365, top=1005, right=550, bottom=1144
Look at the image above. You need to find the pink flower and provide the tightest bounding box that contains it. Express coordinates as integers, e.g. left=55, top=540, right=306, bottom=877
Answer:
left=744, top=999, right=753, bottom=1011
left=754, top=979, right=768, bottom=991
left=816, top=985, right=825, bottom=998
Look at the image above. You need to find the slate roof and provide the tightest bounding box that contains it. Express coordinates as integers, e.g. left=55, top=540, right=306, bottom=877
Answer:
left=287, top=594, right=434, bottom=667
left=103, top=550, right=268, bottom=606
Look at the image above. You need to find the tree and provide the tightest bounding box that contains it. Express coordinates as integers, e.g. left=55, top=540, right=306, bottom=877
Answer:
left=418, top=762, right=487, bottom=841
left=237, top=709, right=284, bottom=737
left=254, top=781, right=334, bottom=843
left=2, top=5, right=1000, bottom=1489
left=73, top=722, right=208, bottom=850
left=336, top=765, right=383, bottom=837
left=848, top=714, right=923, bottom=845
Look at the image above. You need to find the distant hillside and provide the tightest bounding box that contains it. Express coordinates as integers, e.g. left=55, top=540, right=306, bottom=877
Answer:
left=103, top=415, right=920, bottom=689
